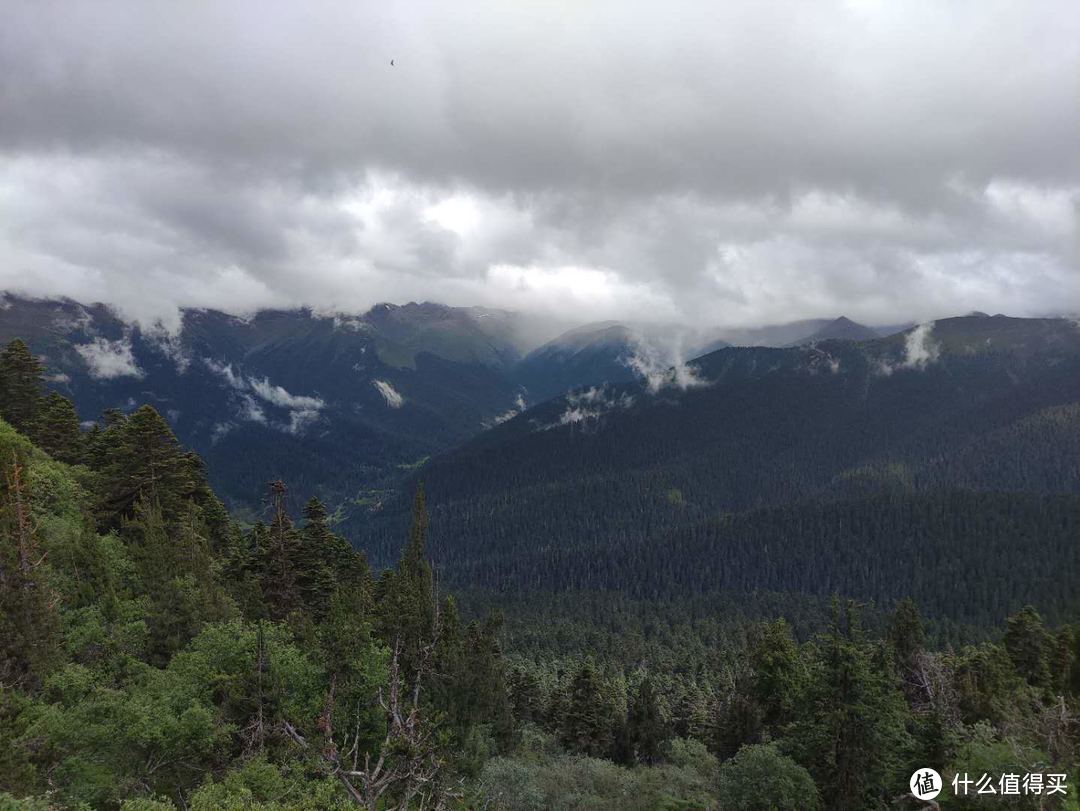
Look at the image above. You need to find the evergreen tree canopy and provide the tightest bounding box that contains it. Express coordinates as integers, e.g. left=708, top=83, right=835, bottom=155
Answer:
left=0, top=339, right=43, bottom=434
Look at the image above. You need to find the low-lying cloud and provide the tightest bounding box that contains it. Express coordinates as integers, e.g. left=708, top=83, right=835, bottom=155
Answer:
left=205, top=359, right=325, bottom=433
left=902, top=322, right=941, bottom=369
left=624, top=334, right=707, bottom=394
left=372, top=379, right=404, bottom=409
left=75, top=337, right=143, bottom=380
left=556, top=386, right=635, bottom=428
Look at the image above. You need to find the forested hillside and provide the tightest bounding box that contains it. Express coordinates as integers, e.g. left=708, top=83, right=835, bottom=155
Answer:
left=362, top=315, right=1080, bottom=628
left=1, top=336, right=1079, bottom=809
left=0, top=297, right=533, bottom=517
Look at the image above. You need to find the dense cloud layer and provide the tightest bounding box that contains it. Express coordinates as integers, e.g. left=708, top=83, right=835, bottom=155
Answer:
left=1, top=0, right=1077, bottom=331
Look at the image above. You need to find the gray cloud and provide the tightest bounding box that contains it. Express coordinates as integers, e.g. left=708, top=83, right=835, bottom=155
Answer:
left=0, top=0, right=1077, bottom=331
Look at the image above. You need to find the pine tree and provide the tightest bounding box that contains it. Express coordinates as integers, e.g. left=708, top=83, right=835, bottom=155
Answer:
left=0, top=453, right=59, bottom=690
left=33, top=392, right=82, bottom=464
left=886, top=598, right=925, bottom=678
left=627, top=676, right=667, bottom=764
left=561, top=659, right=613, bottom=758
left=262, top=480, right=299, bottom=621
left=465, top=612, right=516, bottom=752
left=97, top=405, right=201, bottom=526
left=294, top=496, right=349, bottom=618
left=295, top=497, right=337, bottom=616
left=376, top=485, right=436, bottom=680
left=1051, top=627, right=1075, bottom=695
left=1004, top=606, right=1052, bottom=688
left=0, top=339, right=43, bottom=434
left=788, top=600, right=911, bottom=811
left=506, top=666, right=544, bottom=724
left=749, top=618, right=803, bottom=730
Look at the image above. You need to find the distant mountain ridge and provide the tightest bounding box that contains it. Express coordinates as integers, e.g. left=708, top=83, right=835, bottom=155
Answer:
left=784, top=316, right=881, bottom=345
left=0, top=295, right=532, bottom=514
left=513, top=322, right=639, bottom=403
left=357, top=314, right=1080, bottom=624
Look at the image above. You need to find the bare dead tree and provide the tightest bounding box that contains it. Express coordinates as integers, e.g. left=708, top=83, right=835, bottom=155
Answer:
left=902, top=650, right=959, bottom=725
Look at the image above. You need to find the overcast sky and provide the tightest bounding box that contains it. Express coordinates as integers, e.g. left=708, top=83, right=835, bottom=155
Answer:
left=1, top=0, right=1078, bottom=331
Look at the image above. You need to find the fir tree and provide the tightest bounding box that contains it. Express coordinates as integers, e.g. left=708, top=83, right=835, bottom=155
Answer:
left=33, top=391, right=82, bottom=464
left=749, top=618, right=803, bottom=731
left=294, top=496, right=347, bottom=618
left=886, top=598, right=925, bottom=677
left=0, top=339, right=43, bottom=434
left=262, top=480, right=299, bottom=621
left=627, top=676, right=667, bottom=764
left=506, top=666, right=544, bottom=724
left=97, top=405, right=201, bottom=526
left=0, top=452, right=59, bottom=690
left=1004, top=605, right=1052, bottom=688
left=788, top=600, right=911, bottom=811
left=376, top=485, right=436, bottom=680
left=561, top=659, right=614, bottom=758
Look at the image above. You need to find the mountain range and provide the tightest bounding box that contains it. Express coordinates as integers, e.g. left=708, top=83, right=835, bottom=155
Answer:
left=0, top=295, right=902, bottom=515
left=7, top=293, right=1074, bottom=628
left=360, top=313, right=1080, bottom=627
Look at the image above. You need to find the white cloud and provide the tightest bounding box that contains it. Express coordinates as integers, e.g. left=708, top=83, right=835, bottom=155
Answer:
left=203, top=358, right=248, bottom=390
left=239, top=395, right=267, bottom=424
left=248, top=376, right=325, bottom=413
left=902, top=322, right=940, bottom=368
left=623, top=333, right=707, bottom=393
left=372, top=379, right=404, bottom=408
left=204, top=358, right=325, bottom=433
left=488, top=392, right=527, bottom=426
left=555, top=386, right=634, bottom=427
left=74, top=337, right=144, bottom=380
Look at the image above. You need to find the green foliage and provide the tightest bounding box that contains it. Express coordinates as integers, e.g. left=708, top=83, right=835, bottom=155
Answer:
left=560, top=660, right=616, bottom=759
left=375, top=485, right=436, bottom=680
left=3, top=334, right=1079, bottom=811
left=0, top=339, right=43, bottom=434
left=480, top=739, right=717, bottom=811
left=0, top=362, right=517, bottom=809
left=1005, top=606, right=1053, bottom=688
left=941, top=723, right=1053, bottom=810
left=34, top=391, right=82, bottom=464
left=715, top=743, right=820, bottom=811
left=627, top=677, right=667, bottom=764
left=94, top=405, right=204, bottom=528
left=187, top=756, right=351, bottom=810
left=786, top=601, right=912, bottom=811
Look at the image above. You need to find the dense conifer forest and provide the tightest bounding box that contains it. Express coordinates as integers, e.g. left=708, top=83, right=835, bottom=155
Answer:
left=2, top=337, right=1079, bottom=809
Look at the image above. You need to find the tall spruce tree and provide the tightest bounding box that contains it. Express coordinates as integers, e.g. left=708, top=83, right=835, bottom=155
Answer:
left=376, top=485, right=436, bottom=680
left=627, top=676, right=667, bottom=764
left=561, top=659, right=614, bottom=758
left=97, top=405, right=201, bottom=527
left=788, top=600, right=911, bottom=811
left=0, top=451, right=59, bottom=690
left=887, top=598, right=925, bottom=678
left=262, top=481, right=299, bottom=621
left=0, top=339, right=43, bottom=434
left=33, top=391, right=82, bottom=464
left=294, top=496, right=340, bottom=618
left=1004, top=605, right=1052, bottom=688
